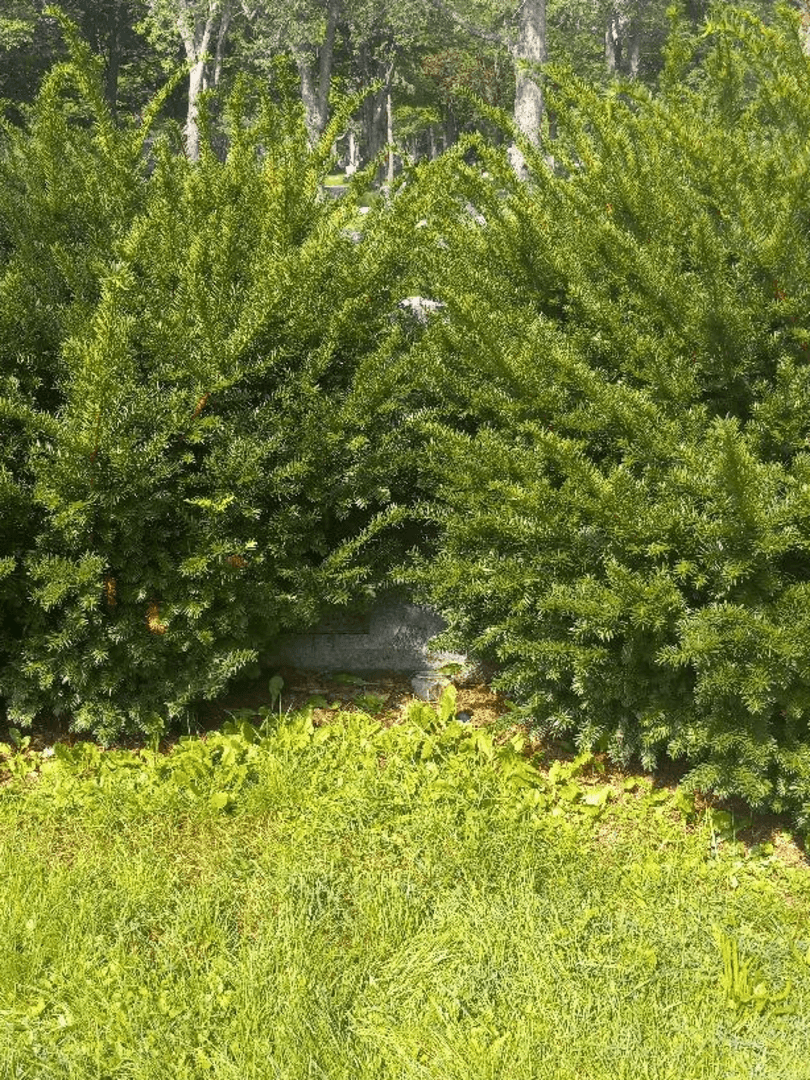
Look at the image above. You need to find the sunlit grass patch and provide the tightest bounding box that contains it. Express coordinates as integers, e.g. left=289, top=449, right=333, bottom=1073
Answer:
left=1, top=691, right=809, bottom=1079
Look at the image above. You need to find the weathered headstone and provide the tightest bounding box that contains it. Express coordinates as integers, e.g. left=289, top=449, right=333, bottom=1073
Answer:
left=263, top=591, right=469, bottom=700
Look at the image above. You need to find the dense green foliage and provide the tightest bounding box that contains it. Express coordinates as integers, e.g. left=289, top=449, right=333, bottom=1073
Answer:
left=2, top=696, right=809, bottom=1078
left=0, top=25, right=428, bottom=741
left=380, top=3, right=810, bottom=824
left=4, top=4, right=810, bottom=831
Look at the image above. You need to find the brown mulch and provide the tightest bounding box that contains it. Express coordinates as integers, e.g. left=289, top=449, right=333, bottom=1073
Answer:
left=194, top=666, right=515, bottom=736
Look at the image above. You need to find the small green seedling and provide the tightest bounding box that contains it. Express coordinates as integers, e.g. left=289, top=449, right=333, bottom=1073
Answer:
left=256, top=675, right=285, bottom=733
left=713, top=925, right=792, bottom=1019
left=673, top=788, right=696, bottom=819
left=268, top=675, right=284, bottom=709
left=332, top=673, right=366, bottom=686
left=353, top=692, right=386, bottom=715
left=438, top=684, right=458, bottom=724
left=226, top=708, right=257, bottom=724
left=709, top=809, right=738, bottom=855
left=749, top=842, right=774, bottom=860
left=209, top=791, right=234, bottom=812
left=7, top=728, right=31, bottom=753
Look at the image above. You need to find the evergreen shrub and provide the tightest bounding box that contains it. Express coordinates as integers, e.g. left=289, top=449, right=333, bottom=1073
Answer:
left=0, top=21, right=433, bottom=742
left=383, top=4, right=810, bottom=825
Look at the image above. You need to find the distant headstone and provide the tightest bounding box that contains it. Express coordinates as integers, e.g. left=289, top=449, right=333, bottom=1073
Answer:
left=397, top=296, right=445, bottom=325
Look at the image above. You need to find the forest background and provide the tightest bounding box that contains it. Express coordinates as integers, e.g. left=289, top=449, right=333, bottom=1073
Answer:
left=3, top=0, right=809, bottom=168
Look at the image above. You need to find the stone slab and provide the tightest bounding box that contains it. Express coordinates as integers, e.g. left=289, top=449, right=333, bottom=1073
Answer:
left=263, top=592, right=467, bottom=689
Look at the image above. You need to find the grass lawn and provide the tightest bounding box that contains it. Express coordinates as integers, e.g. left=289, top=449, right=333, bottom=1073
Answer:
left=1, top=688, right=809, bottom=1079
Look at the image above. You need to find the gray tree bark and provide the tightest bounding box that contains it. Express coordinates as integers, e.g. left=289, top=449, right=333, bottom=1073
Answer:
left=628, top=28, right=640, bottom=77
left=175, top=0, right=232, bottom=161
left=103, top=5, right=121, bottom=114
left=507, top=0, right=546, bottom=178
left=605, top=11, right=620, bottom=73
left=211, top=4, right=232, bottom=87
left=364, top=85, right=386, bottom=162
left=184, top=41, right=212, bottom=160
left=606, top=4, right=642, bottom=79
left=295, top=0, right=340, bottom=144
left=361, top=52, right=395, bottom=178
left=430, top=0, right=546, bottom=177
left=348, top=128, right=359, bottom=169
left=386, top=86, right=395, bottom=184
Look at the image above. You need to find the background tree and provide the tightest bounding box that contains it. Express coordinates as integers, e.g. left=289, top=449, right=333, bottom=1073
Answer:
left=2, top=0, right=797, bottom=166
left=344, top=0, right=451, bottom=176
left=72, top=0, right=150, bottom=112
left=547, top=2, right=788, bottom=92
left=1, top=2, right=163, bottom=119
left=419, top=40, right=513, bottom=151
left=0, top=0, right=38, bottom=51
left=236, top=0, right=342, bottom=145
left=429, top=0, right=547, bottom=172
left=138, top=0, right=236, bottom=158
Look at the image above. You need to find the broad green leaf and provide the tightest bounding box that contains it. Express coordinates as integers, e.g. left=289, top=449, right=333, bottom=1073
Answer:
left=268, top=675, right=284, bottom=704
left=583, top=785, right=611, bottom=807
left=438, top=684, right=457, bottom=724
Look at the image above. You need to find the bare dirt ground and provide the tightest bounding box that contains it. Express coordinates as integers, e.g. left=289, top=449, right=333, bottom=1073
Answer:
left=195, top=667, right=515, bottom=735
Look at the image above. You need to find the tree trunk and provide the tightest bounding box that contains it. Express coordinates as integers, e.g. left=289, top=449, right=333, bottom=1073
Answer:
left=296, top=53, right=320, bottom=139
left=295, top=0, right=340, bottom=144
left=628, top=27, right=640, bottom=78
left=186, top=56, right=208, bottom=161
left=386, top=86, right=394, bottom=184
left=178, top=2, right=234, bottom=161
left=605, top=11, right=620, bottom=73
left=103, top=6, right=121, bottom=114
left=443, top=108, right=457, bottom=150
left=507, top=0, right=546, bottom=177
left=605, top=6, right=642, bottom=78
left=362, top=54, right=395, bottom=180
left=212, top=5, right=232, bottom=88
left=364, top=86, right=386, bottom=163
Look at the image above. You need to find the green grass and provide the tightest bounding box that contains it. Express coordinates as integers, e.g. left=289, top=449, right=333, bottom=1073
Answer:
left=1, top=691, right=809, bottom=1079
